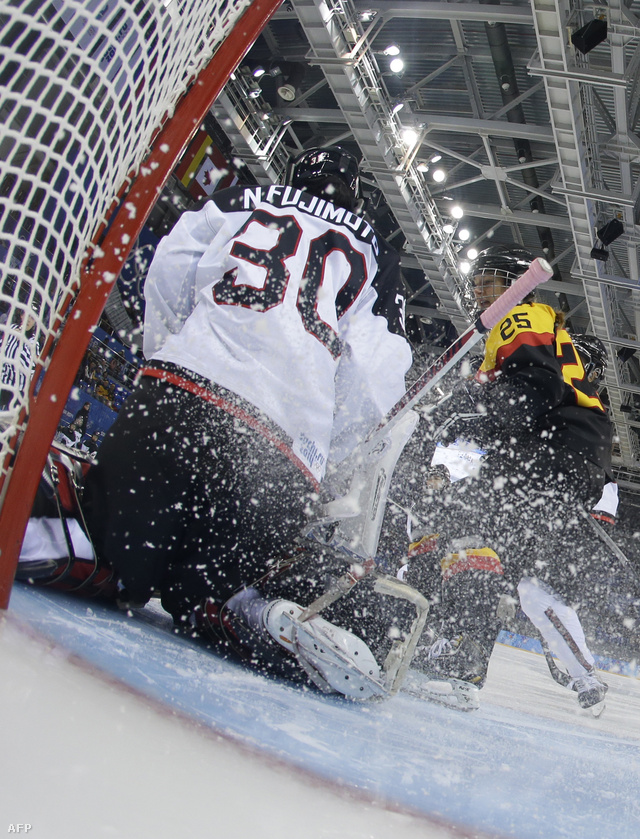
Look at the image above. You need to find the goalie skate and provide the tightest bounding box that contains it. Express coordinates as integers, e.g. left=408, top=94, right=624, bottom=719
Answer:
left=264, top=600, right=386, bottom=700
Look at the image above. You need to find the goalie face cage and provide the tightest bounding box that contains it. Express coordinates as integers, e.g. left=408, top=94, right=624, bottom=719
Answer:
left=0, top=0, right=283, bottom=607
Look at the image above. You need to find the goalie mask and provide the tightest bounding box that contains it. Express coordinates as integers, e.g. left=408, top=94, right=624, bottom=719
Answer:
left=572, top=333, right=608, bottom=385
left=471, top=245, right=536, bottom=310
left=286, top=146, right=361, bottom=209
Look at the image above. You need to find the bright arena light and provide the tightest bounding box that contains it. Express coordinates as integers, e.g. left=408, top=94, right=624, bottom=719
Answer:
left=402, top=128, right=418, bottom=147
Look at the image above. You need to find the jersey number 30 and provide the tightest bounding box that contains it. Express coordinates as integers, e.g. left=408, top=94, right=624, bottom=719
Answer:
left=212, top=210, right=367, bottom=358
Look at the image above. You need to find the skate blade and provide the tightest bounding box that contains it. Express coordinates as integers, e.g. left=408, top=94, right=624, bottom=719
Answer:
left=589, top=699, right=606, bottom=718
left=402, top=670, right=480, bottom=711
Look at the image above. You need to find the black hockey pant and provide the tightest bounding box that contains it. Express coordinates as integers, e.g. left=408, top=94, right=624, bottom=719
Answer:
left=82, top=375, right=316, bottom=624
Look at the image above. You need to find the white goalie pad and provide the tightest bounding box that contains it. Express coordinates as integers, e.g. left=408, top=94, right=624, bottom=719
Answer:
left=264, top=575, right=431, bottom=701
left=304, top=409, right=419, bottom=560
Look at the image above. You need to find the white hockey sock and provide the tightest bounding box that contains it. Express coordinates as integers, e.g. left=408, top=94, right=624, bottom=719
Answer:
left=517, top=576, right=595, bottom=679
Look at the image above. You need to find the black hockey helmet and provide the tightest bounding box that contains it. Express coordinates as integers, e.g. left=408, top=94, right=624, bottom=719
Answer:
left=470, top=245, right=535, bottom=284
left=571, top=333, right=608, bottom=383
left=286, top=146, right=361, bottom=202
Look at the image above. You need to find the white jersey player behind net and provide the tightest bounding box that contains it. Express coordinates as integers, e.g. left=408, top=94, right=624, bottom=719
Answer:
left=144, top=152, right=410, bottom=483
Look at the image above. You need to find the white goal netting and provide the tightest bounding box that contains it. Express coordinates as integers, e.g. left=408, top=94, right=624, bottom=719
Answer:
left=0, top=0, right=253, bottom=488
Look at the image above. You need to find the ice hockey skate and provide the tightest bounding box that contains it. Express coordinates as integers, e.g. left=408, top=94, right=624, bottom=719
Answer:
left=569, top=671, right=609, bottom=718
left=404, top=633, right=490, bottom=711
left=262, top=599, right=386, bottom=699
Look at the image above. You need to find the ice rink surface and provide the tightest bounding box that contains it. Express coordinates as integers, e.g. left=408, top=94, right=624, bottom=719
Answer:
left=1, top=583, right=639, bottom=839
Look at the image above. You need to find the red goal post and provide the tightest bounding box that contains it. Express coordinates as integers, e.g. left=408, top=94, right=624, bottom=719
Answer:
left=0, top=0, right=283, bottom=607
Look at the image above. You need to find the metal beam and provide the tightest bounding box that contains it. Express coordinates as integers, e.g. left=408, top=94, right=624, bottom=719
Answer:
left=354, top=2, right=533, bottom=25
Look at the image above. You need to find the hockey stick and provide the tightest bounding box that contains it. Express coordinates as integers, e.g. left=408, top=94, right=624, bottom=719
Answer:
left=583, top=508, right=640, bottom=582
left=308, top=257, right=553, bottom=543
left=297, top=558, right=375, bottom=621
left=292, top=260, right=553, bottom=697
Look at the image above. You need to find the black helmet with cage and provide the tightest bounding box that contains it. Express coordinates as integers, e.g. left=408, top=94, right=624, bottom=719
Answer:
left=470, top=245, right=535, bottom=283
left=470, top=245, right=536, bottom=309
left=571, top=333, right=608, bottom=384
left=286, top=146, right=361, bottom=209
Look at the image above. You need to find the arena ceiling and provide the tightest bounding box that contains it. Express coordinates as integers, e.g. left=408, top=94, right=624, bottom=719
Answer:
left=206, top=0, right=640, bottom=501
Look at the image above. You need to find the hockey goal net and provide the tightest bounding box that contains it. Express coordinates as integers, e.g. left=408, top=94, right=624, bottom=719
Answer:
left=0, top=0, right=282, bottom=606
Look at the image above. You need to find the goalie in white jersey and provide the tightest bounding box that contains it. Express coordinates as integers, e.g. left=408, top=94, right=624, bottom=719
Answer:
left=79, top=147, right=412, bottom=694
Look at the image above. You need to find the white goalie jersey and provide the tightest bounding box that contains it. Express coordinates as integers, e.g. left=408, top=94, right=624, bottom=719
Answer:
left=143, top=184, right=412, bottom=482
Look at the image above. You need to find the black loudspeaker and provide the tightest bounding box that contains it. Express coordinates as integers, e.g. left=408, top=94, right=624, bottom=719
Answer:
left=597, top=219, right=624, bottom=245
left=618, top=347, right=637, bottom=364
left=571, top=19, right=608, bottom=54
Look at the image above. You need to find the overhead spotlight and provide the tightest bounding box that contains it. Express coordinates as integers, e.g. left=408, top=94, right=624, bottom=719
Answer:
left=389, top=57, right=404, bottom=74
left=597, top=218, right=624, bottom=245
left=590, top=245, right=609, bottom=261
left=383, top=44, right=400, bottom=56
left=467, top=248, right=478, bottom=260
left=459, top=261, right=471, bottom=274
left=247, top=85, right=262, bottom=99
left=458, top=228, right=471, bottom=241
left=252, top=66, right=266, bottom=78
left=391, top=100, right=405, bottom=115
left=276, top=62, right=306, bottom=102
left=417, top=162, right=429, bottom=173
left=402, top=128, right=419, bottom=147
left=571, top=18, right=608, bottom=55
left=432, top=168, right=446, bottom=183
left=430, top=154, right=442, bottom=163
left=359, top=10, right=377, bottom=23
left=443, top=223, right=455, bottom=235
left=450, top=205, right=464, bottom=219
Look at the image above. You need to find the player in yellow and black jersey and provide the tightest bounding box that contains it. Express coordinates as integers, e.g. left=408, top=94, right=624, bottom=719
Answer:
left=475, top=262, right=610, bottom=475
left=402, top=246, right=614, bottom=706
